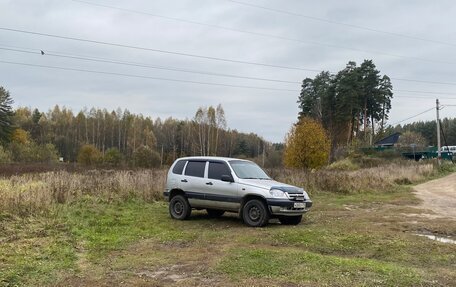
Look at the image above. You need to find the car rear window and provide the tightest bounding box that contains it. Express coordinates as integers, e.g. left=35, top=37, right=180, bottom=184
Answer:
left=208, top=162, right=231, bottom=180
left=172, top=160, right=186, bottom=174
left=184, top=161, right=206, bottom=177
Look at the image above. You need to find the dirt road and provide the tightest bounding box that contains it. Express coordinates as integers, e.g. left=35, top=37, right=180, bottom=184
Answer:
left=413, top=172, right=456, bottom=219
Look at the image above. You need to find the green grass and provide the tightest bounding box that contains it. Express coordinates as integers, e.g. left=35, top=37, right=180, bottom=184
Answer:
left=1, top=187, right=456, bottom=286
left=218, top=248, right=422, bottom=286
left=0, top=215, right=76, bottom=286
left=63, top=200, right=188, bottom=256
left=61, top=199, right=229, bottom=258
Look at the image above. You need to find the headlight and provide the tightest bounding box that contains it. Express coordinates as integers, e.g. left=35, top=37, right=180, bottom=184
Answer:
left=302, top=191, right=310, bottom=200
left=269, top=189, right=288, bottom=198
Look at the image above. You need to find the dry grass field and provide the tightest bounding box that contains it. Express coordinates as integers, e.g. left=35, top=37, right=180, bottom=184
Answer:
left=0, top=161, right=437, bottom=217
left=1, top=161, right=455, bottom=286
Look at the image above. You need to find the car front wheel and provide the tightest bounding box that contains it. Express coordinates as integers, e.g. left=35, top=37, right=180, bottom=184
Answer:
left=242, top=199, right=270, bottom=227
left=169, top=195, right=191, bottom=220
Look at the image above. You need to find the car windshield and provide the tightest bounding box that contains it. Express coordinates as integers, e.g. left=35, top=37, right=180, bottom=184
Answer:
left=229, top=160, right=270, bottom=179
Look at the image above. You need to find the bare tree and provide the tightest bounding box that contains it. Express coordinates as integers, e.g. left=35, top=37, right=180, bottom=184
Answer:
left=214, top=104, right=226, bottom=155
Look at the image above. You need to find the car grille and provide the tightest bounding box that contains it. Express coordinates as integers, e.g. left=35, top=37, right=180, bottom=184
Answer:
left=287, top=193, right=305, bottom=201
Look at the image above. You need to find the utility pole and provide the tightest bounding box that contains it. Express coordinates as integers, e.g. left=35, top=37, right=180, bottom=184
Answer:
left=436, top=99, right=441, bottom=165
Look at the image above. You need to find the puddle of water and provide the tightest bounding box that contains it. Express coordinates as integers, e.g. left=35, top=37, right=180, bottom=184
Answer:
left=415, top=234, right=456, bottom=244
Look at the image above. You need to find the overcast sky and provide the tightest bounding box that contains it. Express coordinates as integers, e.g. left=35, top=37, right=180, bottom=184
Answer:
left=1, top=0, right=456, bottom=142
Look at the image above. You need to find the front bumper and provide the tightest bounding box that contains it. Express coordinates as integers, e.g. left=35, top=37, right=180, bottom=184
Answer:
left=267, top=199, right=313, bottom=215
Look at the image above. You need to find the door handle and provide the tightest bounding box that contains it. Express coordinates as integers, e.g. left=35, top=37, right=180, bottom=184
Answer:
left=181, top=179, right=188, bottom=183
left=206, top=182, right=213, bottom=185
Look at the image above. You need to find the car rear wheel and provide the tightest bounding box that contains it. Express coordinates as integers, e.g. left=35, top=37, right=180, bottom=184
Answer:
left=169, top=195, right=191, bottom=220
left=278, top=215, right=302, bottom=225
left=242, top=199, right=270, bottom=227
left=206, top=209, right=225, bottom=218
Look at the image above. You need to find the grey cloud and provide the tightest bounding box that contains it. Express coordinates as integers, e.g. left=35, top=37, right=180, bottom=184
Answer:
left=1, top=0, right=456, bottom=142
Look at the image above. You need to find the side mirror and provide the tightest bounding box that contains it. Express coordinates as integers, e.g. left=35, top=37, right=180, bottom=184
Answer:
left=221, top=174, right=234, bottom=183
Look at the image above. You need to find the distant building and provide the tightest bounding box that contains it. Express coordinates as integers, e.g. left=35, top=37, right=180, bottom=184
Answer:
left=374, top=132, right=401, bottom=147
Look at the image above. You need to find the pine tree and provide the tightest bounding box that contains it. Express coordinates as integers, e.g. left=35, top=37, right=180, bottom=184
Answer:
left=297, top=60, right=393, bottom=149
left=0, top=86, right=14, bottom=143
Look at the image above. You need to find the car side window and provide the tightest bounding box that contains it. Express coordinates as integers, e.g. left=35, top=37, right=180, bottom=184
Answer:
left=208, top=162, right=231, bottom=180
left=184, top=161, right=206, bottom=178
left=172, top=160, right=187, bottom=174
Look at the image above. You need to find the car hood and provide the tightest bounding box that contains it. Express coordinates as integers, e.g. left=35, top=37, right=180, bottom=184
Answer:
left=237, top=179, right=304, bottom=193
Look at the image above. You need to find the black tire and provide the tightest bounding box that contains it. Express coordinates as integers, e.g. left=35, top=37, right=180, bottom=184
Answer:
left=169, top=195, right=191, bottom=220
left=206, top=209, right=225, bottom=218
left=278, top=215, right=302, bottom=225
left=242, top=199, right=270, bottom=227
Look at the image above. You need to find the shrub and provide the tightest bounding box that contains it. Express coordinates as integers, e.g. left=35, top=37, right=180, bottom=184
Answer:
left=438, top=161, right=456, bottom=173
left=0, top=145, right=12, bottom=163
left=283, top=117, right=331, bottom=169
left=8, top=142, right=59, bottom=163
left=35, top=143, right=59, bottom=163
left=133, top=145, right=161, bottom=168
left=77, top=144, right=101, bottom=166
left=104, top=148, right=122, bottom=167
left=351, top=156, right=387, bottom=168
left=397, top=131, right=428, bottom=150
left=327, top=158, right=359, bottom=171
left=10, top=128, right=30, bottom=145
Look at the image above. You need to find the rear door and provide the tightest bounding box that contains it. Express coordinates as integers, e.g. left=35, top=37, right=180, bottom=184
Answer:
left=168, top=159, right=187, bottom=190
left=203, top=161, right=240, bottom=211
left=181, top=160, right=208, bottom=208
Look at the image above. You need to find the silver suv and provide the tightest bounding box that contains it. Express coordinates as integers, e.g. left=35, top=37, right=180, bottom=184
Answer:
left=164, top=156, right=312, bottom=227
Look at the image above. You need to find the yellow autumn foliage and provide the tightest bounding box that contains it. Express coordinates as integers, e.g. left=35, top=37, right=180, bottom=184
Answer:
left=284, top=117, right=331, bottom=169
left=11, top=128, right=30, bottom=145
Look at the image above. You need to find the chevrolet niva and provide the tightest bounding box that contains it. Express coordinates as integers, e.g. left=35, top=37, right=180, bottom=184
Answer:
left=164, top=156, right=312, bottom=227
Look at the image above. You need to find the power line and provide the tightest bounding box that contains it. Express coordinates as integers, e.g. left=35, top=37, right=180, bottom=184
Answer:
left=3, top=27, right=456, bottom=88
left=69, top=0, right=456, bottom=66
left=5, top=44, right=456, bottom=98
left=389, top=107, right=435, bottom=126
left=392, top=89, right=456, bottom=100
left=389, top=77, right=456, bottom=87
left=4, top=45, right=456, bottom=95
left=5, top=45, right=456, bottom=97
left=227, top=0, right=456, bottom=48
left=0, top=27, right=322, bottom=72
left=1, top=57, right=453, bottom=126
left=0, top=46, right=297, bottom=84
left=0, top=60, right=298, bottom=92
left=8, top=45, right=456, bottom=92
left=394, top=89, right=456, bottom=96
left=4, top=26, right=456, bottom=88
left=394, top=95, right=456, bottom=100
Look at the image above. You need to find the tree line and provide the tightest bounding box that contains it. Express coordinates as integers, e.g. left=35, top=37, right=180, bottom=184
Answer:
left=1, top=85, right=283, bottom=166
left=389, top=118, right=456, bottom=148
